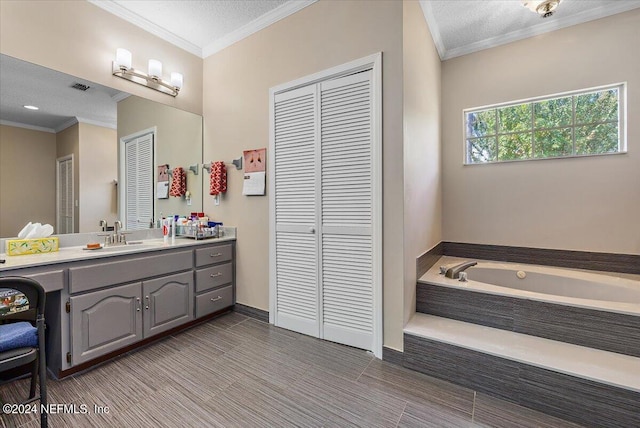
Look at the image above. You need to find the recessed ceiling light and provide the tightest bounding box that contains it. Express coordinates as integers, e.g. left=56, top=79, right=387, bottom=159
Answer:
left=23, top=105, right=39, bottom=110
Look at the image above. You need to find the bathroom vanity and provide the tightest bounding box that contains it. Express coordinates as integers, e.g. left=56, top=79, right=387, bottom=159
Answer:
left=0, top=235, right=236, bottom=378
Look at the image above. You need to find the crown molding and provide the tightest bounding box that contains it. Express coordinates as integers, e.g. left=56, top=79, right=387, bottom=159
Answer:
left=423, top=1, right=640, bottom=61
left=76, top=117, right=118, bottom=130
left=111, top=91, right=131, bottom=103
left=0, top=120, right=55, bottom=133
left=202, top=0, right=317, bottom=58
left=87, top=0, right=202, bottom=57
left=55, top=117, right=79, bottom=133
left=419, top=0, right=446, bottom=60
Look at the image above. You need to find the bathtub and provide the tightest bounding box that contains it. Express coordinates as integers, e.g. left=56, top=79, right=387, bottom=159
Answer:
left=421, top=256, right=640, bottom=316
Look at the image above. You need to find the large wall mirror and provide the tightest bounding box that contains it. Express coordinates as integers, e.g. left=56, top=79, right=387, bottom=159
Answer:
left=0, top=54, right=203, bottom=238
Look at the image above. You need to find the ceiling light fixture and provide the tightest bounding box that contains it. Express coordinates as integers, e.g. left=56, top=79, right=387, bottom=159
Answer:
left=23, top=105, right=39, bottom=110
left=521, top=0, right=562, bottom=18
left=112, top=48, right=182, bottom=97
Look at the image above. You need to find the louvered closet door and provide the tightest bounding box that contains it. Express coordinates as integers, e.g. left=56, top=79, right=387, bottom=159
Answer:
left=273, top=85, right=320, bottom=337
left=57, top=157, right=73, bottom=234
left=320, top=70, right=374, bottom=350
left=124, top=134, right=154, bottom=230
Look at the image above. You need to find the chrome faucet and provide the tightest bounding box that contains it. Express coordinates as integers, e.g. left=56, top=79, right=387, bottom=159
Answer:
left=442, top=261, right=478, bottom=279
left=98, top=220, right=130, bottom=246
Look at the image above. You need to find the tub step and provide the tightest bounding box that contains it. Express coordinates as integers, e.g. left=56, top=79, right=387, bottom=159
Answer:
left=416, top=279, right=640, bottom=358
left=404, top=313, right=640, bottom=428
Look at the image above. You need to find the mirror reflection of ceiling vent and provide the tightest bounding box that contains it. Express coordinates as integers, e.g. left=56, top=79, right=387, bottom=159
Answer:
left=71, top=83, right=90, bottom=91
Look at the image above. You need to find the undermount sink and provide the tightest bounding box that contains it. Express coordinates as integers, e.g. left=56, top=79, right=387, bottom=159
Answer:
left=98, top=241, right=161, bottom=252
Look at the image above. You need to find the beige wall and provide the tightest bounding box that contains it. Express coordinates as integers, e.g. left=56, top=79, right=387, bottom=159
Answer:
left=78, top=123, right=118, bottom=232
left=402, top=1, right=442, bottom=330
left=118, top=96, right=203, bottom=221
left=0, top=125, right=56, bottom=237
left=56, top=124, right=80, bottom=233
left=0, top=0, right=203, bottom=115
left=442, top=10, right=640, bottom=255
left=202, top=0, right=405, bottom=349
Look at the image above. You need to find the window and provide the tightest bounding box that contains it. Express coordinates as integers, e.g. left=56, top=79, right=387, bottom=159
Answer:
left=464, top=84, right=625, bottom=164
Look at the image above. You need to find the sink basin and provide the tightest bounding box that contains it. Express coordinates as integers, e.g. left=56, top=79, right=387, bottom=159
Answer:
left=98, top=241, right=162, bottom=252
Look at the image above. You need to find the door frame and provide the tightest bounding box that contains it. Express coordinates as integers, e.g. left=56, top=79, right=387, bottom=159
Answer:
left=118, top=127, right=157, bottom=227
left=268, top=53, right=383, bottom=358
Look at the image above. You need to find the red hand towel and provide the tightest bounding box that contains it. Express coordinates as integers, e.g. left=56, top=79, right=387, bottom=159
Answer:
left=210, top=161, right=227, bottom=195
left=169, top=167, right=186, bottom=197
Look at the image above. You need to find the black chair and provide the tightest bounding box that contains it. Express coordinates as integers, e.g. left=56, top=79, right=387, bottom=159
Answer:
left=0, top=276, right=47, bottom=427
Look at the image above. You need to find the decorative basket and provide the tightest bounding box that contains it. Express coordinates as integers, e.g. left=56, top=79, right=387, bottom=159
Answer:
left=6, top=237, right=59, bottom=256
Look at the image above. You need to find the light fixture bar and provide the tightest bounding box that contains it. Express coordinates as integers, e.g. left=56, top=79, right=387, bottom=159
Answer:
left=112, top=61, right=181, bottom=97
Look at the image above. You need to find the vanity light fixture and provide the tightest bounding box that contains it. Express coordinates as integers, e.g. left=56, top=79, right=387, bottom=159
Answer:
left=521, top=0, right=562, bottom=18
left=112, top=48, right=183, bottom=97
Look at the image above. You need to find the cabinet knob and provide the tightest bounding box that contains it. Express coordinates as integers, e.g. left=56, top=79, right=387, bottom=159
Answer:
left=136, top=297, right=141, bottom=312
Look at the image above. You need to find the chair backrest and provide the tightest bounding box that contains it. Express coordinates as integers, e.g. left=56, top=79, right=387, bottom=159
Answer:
left=0, top=276, right=45, bottom=323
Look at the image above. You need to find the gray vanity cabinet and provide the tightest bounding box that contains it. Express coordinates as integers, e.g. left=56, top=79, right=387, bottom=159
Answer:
left=70, top=282, right=143, bottom=366
left=194, top=243, right=235, bottom=318
left=142, top=271, right=194, bottom=337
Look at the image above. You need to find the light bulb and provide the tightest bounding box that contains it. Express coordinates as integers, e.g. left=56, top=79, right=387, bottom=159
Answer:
left=170, top=72, right=183, bottom=89
left=148, top=59, right=162, bottom=79
left=115, top=48, right=132, bottom=70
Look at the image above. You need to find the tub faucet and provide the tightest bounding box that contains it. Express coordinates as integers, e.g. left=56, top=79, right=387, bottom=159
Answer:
left=444, top=261, right=478, bottom=279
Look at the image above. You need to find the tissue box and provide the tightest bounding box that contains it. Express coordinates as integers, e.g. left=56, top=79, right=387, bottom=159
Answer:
left=6, top=237, right=59, bottom=256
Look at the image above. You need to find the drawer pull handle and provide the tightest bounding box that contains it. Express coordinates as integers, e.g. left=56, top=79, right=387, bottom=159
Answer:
left=210, top=253, right=223, bottom=257
left=210, top=272, right=223, bottom=278
left=210, top=296, right=223, bottom=302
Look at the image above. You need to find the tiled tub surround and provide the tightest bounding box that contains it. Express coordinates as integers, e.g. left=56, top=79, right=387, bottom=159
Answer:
left=407, top=256, right=640, bottom=427
left=417, top=257, right=640, bottom=357
left=403, top=320, right=640, bottom=428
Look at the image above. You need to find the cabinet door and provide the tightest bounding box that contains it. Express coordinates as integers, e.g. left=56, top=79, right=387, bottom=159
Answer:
left=70, top=282, right=142, bottom=366
left=142, top=271, right=193, bottom=338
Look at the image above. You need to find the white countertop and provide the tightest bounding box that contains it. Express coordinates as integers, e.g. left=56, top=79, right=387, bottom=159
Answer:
left=0, top=235, right=236, bottom=271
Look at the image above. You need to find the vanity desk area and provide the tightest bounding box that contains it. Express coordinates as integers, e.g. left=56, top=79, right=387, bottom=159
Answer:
left=0, top=229, right=236, bottom=378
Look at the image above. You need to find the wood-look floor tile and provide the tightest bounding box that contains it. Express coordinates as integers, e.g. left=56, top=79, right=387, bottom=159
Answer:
left=398, top=401, right=477, bottom=428
left=280, top=334, right=373, bottom=381
left=203, top=374, right=325, bottom=428
left=227, top=318, right=300, bottom=348
left=0, top=379, right=38, bottom=428
left=71, top=358, right=155, bottom=412
left=218, top=341, right=311, bottom=389
left=288, top=367, right=407, bottom=427
left=206, top=311, right=248, bottom=330
left=182, top=322, right=248, bottom=353
left=473, top=393, right=585, bottom=428
left=358, top=358, right=475, bottom=418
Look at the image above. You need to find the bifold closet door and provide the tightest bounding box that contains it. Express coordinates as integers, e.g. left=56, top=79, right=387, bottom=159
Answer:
left=273, top=85, right=320, bottom=337
left=320, top=70, right=375, bottom=350
left=123, top=133, right=154, bottom=230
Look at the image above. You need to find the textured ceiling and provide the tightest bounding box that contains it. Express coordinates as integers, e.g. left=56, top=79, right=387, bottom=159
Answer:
left=422, top=0, right=640, bottom=59
left=89, top=0, right=316, bottom=57
left=0, top=55, right=125, bottom=132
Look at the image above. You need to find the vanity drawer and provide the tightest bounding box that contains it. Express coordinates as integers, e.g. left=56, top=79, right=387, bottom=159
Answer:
left=22, top=269, right=65, bottom=292
left=69, top=250, right=192, bottom=294
left=195, top=285, right=233, bottom=318
left=195, top=244, right=233, bottom=267
left=195, top=263, right=233, bottom=293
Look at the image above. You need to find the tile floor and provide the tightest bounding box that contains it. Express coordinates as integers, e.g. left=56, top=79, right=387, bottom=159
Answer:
left=1, top=312, right=582, bottom=427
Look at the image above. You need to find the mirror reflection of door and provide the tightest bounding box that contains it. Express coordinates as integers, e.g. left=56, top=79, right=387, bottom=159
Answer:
left=120, top=130, right=154, bottom=230
left=56, top=155, right=74, bottom=234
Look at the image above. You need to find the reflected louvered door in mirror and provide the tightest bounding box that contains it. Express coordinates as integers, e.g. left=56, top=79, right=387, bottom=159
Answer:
left=124, top=133, right=154, bottom=230
left=270, top=55, right=381, bottom=355
left=272, top=85, right=320, bottom=337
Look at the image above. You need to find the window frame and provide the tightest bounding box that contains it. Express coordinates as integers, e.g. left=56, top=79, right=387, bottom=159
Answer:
left=462, top=83, right=627, bottom=165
